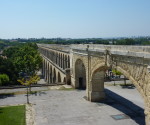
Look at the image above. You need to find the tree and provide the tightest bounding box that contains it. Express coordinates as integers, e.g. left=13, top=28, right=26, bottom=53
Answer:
left=14, top=43, right=42, bottom=104
left=0, top=74, right=9, bottom=86
left=3, top=46, right=20, bottom=58
left=1, top=43, right=42, bottom=87
left=18, top=75, right=40, bottom=104
left=3, top=43, right=42, bottom=76
left=13, top=43, right=42, bottom=75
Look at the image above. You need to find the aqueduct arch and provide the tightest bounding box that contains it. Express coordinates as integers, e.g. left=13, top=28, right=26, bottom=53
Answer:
left=89, top=65, right=108, bottom=102
left=75, top=59, right=86, bottom=89
left=111, top=59, right=150, bottom=124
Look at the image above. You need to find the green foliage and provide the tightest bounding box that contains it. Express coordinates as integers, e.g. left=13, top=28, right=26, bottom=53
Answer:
left=0, top=42, right=6, bottom=50
left=112, top=69, right=122, bottom=75
left=3, top=46, right=20, bottom=58
left=3, top=43, right=42, bottom=76
left=115, top=38, right=135, bottom=45
left=0, top=105, right=25, bottom=125
left=142, top=41, right=150, bottom=45
left=0, top=74, right=9, bottom=86
left=0, top=56, right=18, bottom=84
left=1, top=43, right=42, bottom=85
left=0, top=39, right=22, bottom=51
left=1, top=37, right=150, bottom=45
left=14, top=43, right=42, bottom=75
left=18, top=75, right=40, bottom=86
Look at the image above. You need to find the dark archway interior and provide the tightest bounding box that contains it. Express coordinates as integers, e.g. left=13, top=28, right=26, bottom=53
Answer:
left=75, top=59, right=86, bottom=89
left=63, top=77, right=66, bottom=84
left=58, top=72, right=61, bottom=82
left=53, top=68, right=56, bottom=83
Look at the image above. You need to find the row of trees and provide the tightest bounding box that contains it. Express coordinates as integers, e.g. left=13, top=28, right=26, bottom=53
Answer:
left=1, top=37, right=150, bottom=45
left=0, top=40, right=23, bottom=51
left=19, top=37, right=150, bottom=45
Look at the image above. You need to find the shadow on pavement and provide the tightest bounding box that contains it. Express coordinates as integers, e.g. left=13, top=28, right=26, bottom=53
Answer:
left=0, top=93, right=15, bottom=99
left=97, top=89, right=145, bottom=125
left=120, top=84, right=135, bottom=89
left=29, top=91, right=47, bottom=96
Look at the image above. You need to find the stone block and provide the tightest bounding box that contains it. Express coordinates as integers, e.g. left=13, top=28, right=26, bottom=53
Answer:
left=89, top=91, right=105, bottom=102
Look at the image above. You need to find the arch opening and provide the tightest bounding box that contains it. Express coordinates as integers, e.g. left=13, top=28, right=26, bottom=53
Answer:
left=63, top=77, right=66, bottom=84
left=107, top=67, right=145, bottom=124
left=42, top=59, right=45, bottom=77
left=90, top=65, right=145, bottom=124
left=50, top=65, right=52, bottom=83
left=47, top=63, right=50, bottom=84
left=68, top=56, right=70, bottom=68
left=53, top=68, right=56, bottom=83
left=90, top=66, right=107, bottom=101
left=45, top=61, right=48, bottom=81
left=75, top=59, right=86, bottom=89
left=58, top=72, right=61, bottom=83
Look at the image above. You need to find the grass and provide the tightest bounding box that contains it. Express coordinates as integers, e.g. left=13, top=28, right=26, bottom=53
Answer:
left=0, top=105, right=26, bottom=125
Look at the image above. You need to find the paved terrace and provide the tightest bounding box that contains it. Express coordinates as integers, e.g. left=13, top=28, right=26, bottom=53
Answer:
left=0, top=84, right=145, bottom=125
left=37, top=44, right=150, bottom=124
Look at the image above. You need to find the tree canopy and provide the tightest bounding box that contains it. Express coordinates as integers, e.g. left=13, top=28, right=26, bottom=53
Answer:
left=1, top=43, right=42, bottom=85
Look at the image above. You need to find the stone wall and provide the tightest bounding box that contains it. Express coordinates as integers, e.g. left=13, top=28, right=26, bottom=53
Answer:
left=38, top=44, right=150, bottom=125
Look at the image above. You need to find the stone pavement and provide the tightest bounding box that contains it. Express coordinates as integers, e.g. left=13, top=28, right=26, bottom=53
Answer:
left=0, top=85, right=145, bottom=125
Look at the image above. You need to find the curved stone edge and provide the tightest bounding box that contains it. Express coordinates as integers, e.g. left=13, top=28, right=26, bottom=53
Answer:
left=145, top=110, right=150, bottom=125
left=26, top=104, right=35, bottom=125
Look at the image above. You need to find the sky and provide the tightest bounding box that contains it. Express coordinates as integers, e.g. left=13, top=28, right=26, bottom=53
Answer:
left=0, top=0, right=150, bottom=39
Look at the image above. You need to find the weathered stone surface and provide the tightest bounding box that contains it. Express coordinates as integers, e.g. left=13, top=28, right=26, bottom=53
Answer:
left=38, top=44, right=150, bottom=125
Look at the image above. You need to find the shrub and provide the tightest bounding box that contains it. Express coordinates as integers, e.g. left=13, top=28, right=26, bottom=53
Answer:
left=0, top=74, right=9, bottom=86
left=112, top=69, right=122, bottom=75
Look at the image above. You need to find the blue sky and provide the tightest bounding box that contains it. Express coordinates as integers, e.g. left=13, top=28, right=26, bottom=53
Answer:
left=0, top=0, right=150, bottom=39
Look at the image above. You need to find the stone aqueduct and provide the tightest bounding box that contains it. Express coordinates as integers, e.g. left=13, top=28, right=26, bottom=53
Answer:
left=38, top=44, right=150, bottom=125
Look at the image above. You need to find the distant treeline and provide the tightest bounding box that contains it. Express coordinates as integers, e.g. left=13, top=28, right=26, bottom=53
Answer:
left=0, top=40, right=23, bottom=51
left=0, top=37, right=150, bottom=48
